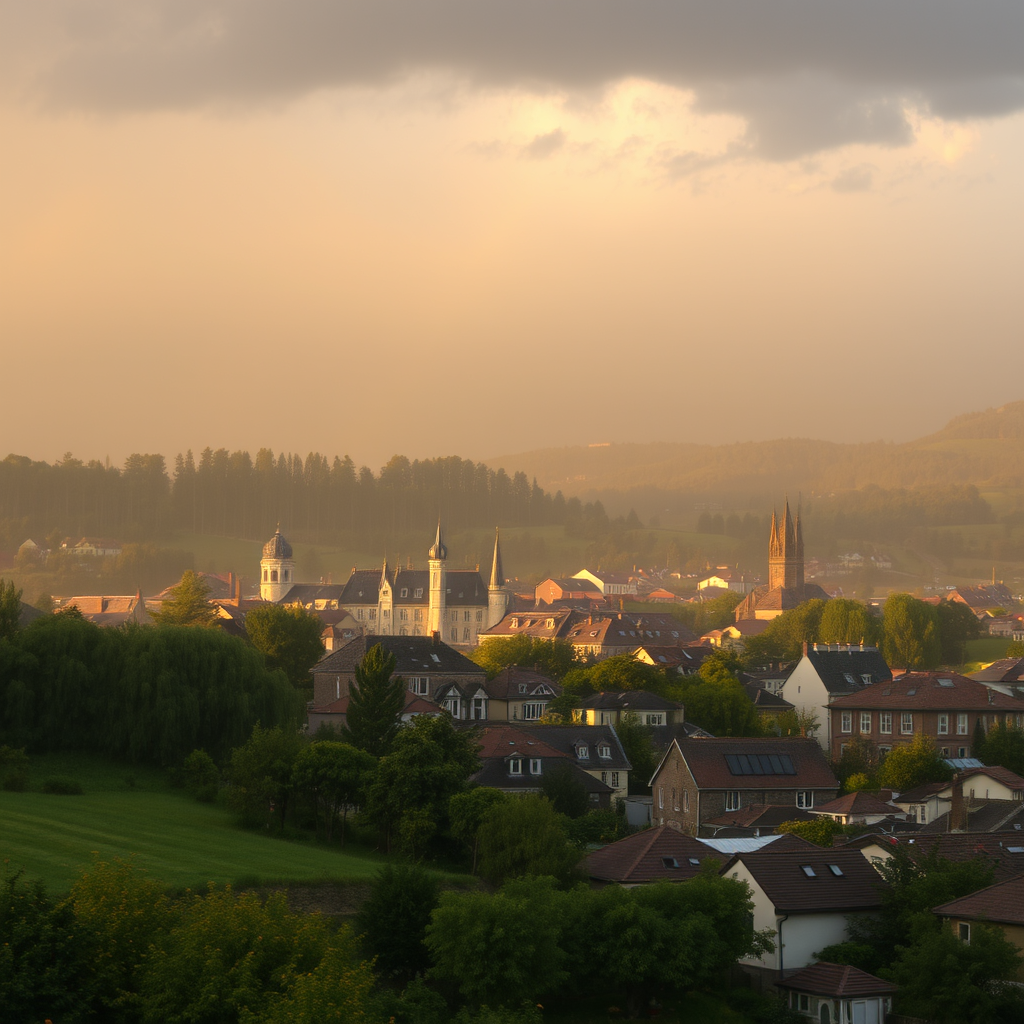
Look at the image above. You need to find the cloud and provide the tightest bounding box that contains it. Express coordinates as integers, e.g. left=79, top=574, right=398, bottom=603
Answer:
left=3, top=1, right=1023, bottom=158
left=522, top=128, right=566, bottom=159
left=830, top=165, right=875, bottom=193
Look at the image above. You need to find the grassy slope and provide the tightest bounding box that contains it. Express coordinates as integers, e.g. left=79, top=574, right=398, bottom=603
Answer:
left=961, top=637, right=1014, bottom=675
left=0, top=753, right=385, bottom=892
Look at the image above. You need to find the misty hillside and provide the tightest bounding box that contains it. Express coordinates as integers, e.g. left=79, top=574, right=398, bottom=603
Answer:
left=487, top=402, right=1024, bottom=501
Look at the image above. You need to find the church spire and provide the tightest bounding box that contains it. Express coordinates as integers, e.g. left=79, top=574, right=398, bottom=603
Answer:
left=428, top=519, right=447, bottom=561
left=489, top=528, right=504, bottom=589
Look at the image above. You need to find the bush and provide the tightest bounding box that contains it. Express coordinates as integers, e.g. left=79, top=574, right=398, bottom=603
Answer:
left=42, top=777, right=84, bottom=795
left=182, top=748, right=219, bottom=802
left=2, top=771, right=27, bottom=792
left=0, top=745, right=29, bottom=792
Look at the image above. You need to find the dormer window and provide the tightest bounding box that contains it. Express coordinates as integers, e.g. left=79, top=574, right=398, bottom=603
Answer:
left=510, top=618, right=519, bottom=628
left=400, top=588, right=408, bottom=598
left=577, top=745, right=589, bottom=760
left=519, top=683, right=528, bottom=693
left=599, top=744, right=611, bottom=758
left=529, top=758, right=542, bottom=775
left=414, top=588, right=423, bottom=598
left=509, top=757, right=523, bottom=776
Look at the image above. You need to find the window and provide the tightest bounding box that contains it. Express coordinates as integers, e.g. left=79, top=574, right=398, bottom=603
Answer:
left=841, top=712, right=852, bottom=734
left=577, top=745, right=589, bottom=760
left=958, top=746, right=968, bottom=758
left=270, top=569, right=278, bottom=582
left=600, top=771, right=608, bottom=784
left=878, top=746, right=891, bottom=757
left=860, top=712, right=872, bottom=733
left=827, top=864, right=845, bottom=877
left=959, top=922, right=970, bottom=943
left=798, top=994, right=810, bottom=1012
left=471, top=697, right=486, bottom=720
left=400, top=588, right=408, bottom=598
left=599, top=744, right=611, bottom=758
left=529, top=758, right=542, bottom=775
left=901, top=712, right=914, bottom=734
left=463, top=610, right=470, bottom=621
left=658, top=786, right=664, bottom=809
left=382, top=609, right=390, bottom=619
left=443, top=696, right=461, bottom=718
left=610, top=772, right=619, bottom=788
left=725, top=791, right=741, bottom=811
left=938, top=713, right=949, bottom=735
left=672, top=787, right=679, bottom=811
left=662, top=857, right=679, bottom=869
left=399, top=608, right=408, bottom=621
left=522, top=702, right=544, bottom=721
left=957, top=713, right=969, bottom=735
left=646, top=713, right=665, bottom=726
left=683, top=791, right=689, bottom=812
left=262, top=569, right=267, bottom=581
left=368, top=609, right=376, bottom=621
left=414, top=588, right=423, bottom=598
left=796, top=791, right=814, bottom=809
left=476, top=610, right=483, bottom=622
left=880, top=712, right=892, bottom=734
left=600, top=712, right=612, bottom=725
left=800, top=865, right=816, bottom=877
left=509, top=757, right=522, bottom=776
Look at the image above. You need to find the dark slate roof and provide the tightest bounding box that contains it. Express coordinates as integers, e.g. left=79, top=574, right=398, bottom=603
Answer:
left=722, top=849, right=887, bottom=913
left=802, top=646, right=892, bottom=696
left=742, top=682, right=794, bottom=710
left=483, top=667, right=561, bottom=700
left=587, top=826, right=723, bottom=884
left=646, top=722, right=716, bottom=753
left=703, top=804, right=818, bottom=830
left=896, top=781, right=949, bottom=803
left=577, top=691, right=684, bottom=713
left=480, top=608, right=583, bottom=640
left=18, top=602, right=46, bottom=627
left=339, top=567, right=488, bottom=607
left=970, top=658, right=1024, bottom=684
left=813, top=792, right=904, bottom=817
left=312, top=635, right=485, bottom=677
left=934, top=874, right=1024, bottom=926
left=277, top=583, right=349, bottom=606
left=662, top=737, right=838, bottom=792
left=515, top=724, right=632, bottom=770
left=472, top=758, right=610, bottom=794
left=829, top=671, right=1024, bottom=711
left=887, top=832, right=1024, bottom=882
left=918, top=800, right=1024, bottom=835
left=776, top=963, right=897, bottom=998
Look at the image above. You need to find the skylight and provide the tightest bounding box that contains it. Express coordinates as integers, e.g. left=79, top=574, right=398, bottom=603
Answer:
left=938, top=679, right=954, bottom=687
left=800, top=865, right=816, bottom=877
left=662, top=857, right=679, bottom=869
left=828, top=864, right=845, bottom=877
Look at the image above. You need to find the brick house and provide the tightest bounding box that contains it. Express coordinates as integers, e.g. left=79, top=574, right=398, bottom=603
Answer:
left=827, top=671, right=1024, bottom=760
left=648, top=737, right=839, bottom=836
left=514, top=723, right=632, bottom=803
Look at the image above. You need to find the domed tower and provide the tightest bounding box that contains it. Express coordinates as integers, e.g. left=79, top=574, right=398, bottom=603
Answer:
left=260, top=526, right=295, bottom=602
left=487, top=528, right=509, bottom=628
left=427, top=520, right=448, bottom=638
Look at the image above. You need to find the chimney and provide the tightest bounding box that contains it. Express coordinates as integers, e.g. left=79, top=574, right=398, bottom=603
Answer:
left=950, top=773, right=967, bottom=833
left=234, top=575, right=241, bottom=606
left=431, top=630, right=440, bottom=645
left=803, top=641, right=809, bottom=657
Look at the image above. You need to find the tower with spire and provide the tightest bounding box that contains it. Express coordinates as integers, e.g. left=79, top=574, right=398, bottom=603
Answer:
left=427, top=520, right=448, bottom=638
left=768, top=500, right=805, bottom=591
left=260, top=526, right=295, bottom=602
left=487, top=528, right=510, bottom=628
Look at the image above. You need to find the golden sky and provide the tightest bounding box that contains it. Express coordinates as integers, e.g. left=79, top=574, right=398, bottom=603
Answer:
left=1, top=2, right=1021, bottom=471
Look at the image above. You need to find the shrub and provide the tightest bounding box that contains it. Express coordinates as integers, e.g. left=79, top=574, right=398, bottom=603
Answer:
left=182, top=748, right=219, bottom=802
left=42, top=777, right=84, bottom=795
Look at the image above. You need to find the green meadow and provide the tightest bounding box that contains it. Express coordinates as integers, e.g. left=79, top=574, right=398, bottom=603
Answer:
left=0, top=753, right=387, bottom=892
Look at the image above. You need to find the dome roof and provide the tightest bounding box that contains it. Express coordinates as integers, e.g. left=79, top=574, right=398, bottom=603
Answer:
left=262, top=528, right=293, bottom=560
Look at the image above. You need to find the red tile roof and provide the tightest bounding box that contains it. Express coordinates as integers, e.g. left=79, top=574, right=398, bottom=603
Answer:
left=586, top=826, right=723, bottom=884
left=829, top=671, right=1024, bottom=710
left=668, top=737, right=838, bottom=791
left=475, top=725, right=566, bottom=761
left=814, top=791, right=903, bottom=817
left=933, top=873, right=1024, bottom=926
left=776, top=962, right=897, bottom=998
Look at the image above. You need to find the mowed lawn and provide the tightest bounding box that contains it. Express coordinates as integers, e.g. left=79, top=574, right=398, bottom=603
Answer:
left=0, top=753, right=386, bottom=892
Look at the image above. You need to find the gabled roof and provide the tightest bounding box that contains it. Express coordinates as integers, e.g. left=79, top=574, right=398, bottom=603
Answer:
left=813, top=791, right=903, bottom=817
left=829, top=671, right=1024, bottom=711
left=776, top=963, right=897, bottom=998
left=722, top=849, right=887, bottom=913
left=742, top=683, right=794, bottom=710
left=800, top=646, right=892, bottom=696
left=482, top=667, right=561, bottom=700
left=587, top=826, right=722, bottom=884
left=577, top=690, right=684, bottom=713
left=970, top=658, right=1024, bottom=684
left=703, top=804, right=818, bottom=830
left=312, top=635, right=485, bottom=677
left=480, top=608, right=582, bottom=640
left=475, top=725, right=565, bottom=760
left=961, top=765, right=1024, bottom=791
left=934, top=873, right=1024, bottom=926
left=881, top=831, right=1024, bottom=881
left=653, top=737, right=838, bottom=792
left=918, top=800, right=1024, bottom=835
left=515, top=724, right=632, bottom=770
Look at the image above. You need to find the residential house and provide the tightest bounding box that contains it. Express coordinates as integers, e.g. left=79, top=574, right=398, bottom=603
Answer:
left=893, top=766, right=1024, bottom=827
left=479, top=607, right=581, bottom=643
left=742, top=681, right=795, bottom=724
left=515, top=724, right=631, bottom=803
left=572, top=569, right=638, bottom=597
left=320, top=616, right=362, bottom=651
left=934, top=875, right=1024, bottom=980
left=946, top=583, right=1016, bottom=620
left=701, top=619, right=770, bottom=650
left=648, top=737, right=839, bottom=836
left=472, top=725, right=613, bottom=807
left=306, top=690, right=441, bottom=734
left=721, top=849, right=887, bottom=979
left=586, top=826, right=723, bottom=886
left=810, top=791, right=908, bottom=827
left=701, top=804, right=818, bottom=838
left=781, top=644, right=893, bottom=754
left=310, top=634, right=486, bottom=708
left=564, top=612, right=698, bottom=659
left=63, top=537, right=123, bottom=558
left=480, top=667, right=562, bottom=723
left=850, top=831, right=1024, bottom=882
left=535, top=577, right=605, bottom=606
left=776, top=962, right=897, bottom=1023
left=633, top=644, right=712, bottom=675
left=969, top=657, right=1024, bottom=695
left=827, top=671, right=1024, bottom=761
left=572, top=691, right=686, bottom=727
left=62, top=592, right=151, bottom=627
left=698, top=568, right=755, bottom=594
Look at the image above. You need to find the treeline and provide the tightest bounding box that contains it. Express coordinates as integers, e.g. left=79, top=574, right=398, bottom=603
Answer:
left=0, top=614, right=300, bottom=763
left=1, top=449, right=621, bottom=549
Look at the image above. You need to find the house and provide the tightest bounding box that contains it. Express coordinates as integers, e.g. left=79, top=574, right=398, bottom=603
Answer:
left=742, top=682, right=795, bottom=722
left=310, top=633, right=486, bottom=707
left=586, top=825, right=723, bottom=886
left=810, top=791, right=908, bottom=827
left=480, top=667, right=562, bottom=723
left=572, top=691, right=686, bottom=727
left=701, top=804, right=818, bottom=838
left=479, top=607, right=582, bottom=642
left=648, top=737, right=839, bottom=836
left=946, top=583, right=1015, bottom=619
left=564, top=612, right=698, bottom=659
left=781, top=644, right=893, bottom=754
left=306, top=690, right=441, bottom=734
left=721, top=849, right=887, bottom=979
left=827, top=671, right=1024, bottom=761
left=572, top=569, right=638, bottom=597
left=850, top=831, right=1024, bottom=882
left=535, top=577, right=605, bottom=606
left=320, top=616, right=362, bottom=651
left=633, top=644, right=712, bottom=675
left=62, top=592, right=151, bottom=627
left=698, top=568, right=754, bottom=594
left=969, top=657, right=1024, bottom=695
left=893, top=766, right=1024, bottom=827
left=934, top=875, right=1024, bottom=979
left=515, top=724, right=631, bottom=803
left=701, top=619, right=770, bottom=650
left=63, top=537, right=123, bottom=558
left=472, top=725, right=614, bottom=807
left=776, top=962, right=897, bottom=1023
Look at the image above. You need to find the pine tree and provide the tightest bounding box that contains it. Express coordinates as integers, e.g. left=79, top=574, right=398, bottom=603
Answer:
left=150, top=571, right=217, bottom=627
left=341, top=644, right=406, bottom=758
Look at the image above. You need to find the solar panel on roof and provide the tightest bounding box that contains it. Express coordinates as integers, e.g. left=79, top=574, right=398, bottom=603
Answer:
left=726, top=752, right=796, bottom=775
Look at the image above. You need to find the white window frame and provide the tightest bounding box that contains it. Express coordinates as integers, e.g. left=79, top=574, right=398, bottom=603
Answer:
left=841, top=712, right=852, bottom=734
left=957, top=713, right=969, bottom=735
left=471, top=697, right=487, bottom=721
left=577, top=745, right=589, bottom=760
left=529, top=758, right=542, bottom=775
left=646, top=713, right=665, bottom=726
left=725, top=791, right=741, bottom=812
left=796, top=791, right=814, bottom=809
left=522, top=702, right=544, bottom=721
left=860, top=712, right=872, bottom=734
left=880, top=712, right=892, bottom=734
left=658, top=786, right=664, bottom=809
left=444, top=696, right=461, bottom=718
left=610, top=771, right=620, bottom=788
left=410, top=677, right=429, bottom=696
left=509, top=757, right=522, bottom=776
left=599, top=744, right=612, bottom=758
left=901, top=712, right=914, bottom=735
left=938, top=713, right=949, bottom=736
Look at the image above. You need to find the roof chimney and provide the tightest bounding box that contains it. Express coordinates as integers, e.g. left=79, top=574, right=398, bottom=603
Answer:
left=431, top=630, right=440, bottom=646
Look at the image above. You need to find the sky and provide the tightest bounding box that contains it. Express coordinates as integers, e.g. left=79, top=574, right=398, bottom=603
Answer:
left=1, top=1, right=1022, bottom=473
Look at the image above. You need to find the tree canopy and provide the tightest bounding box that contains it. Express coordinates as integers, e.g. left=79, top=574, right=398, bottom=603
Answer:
left=341, top=643, right=407, bottom=758
left=245, top=603, right=325, bottom=689
left=149, top=570, right=218, bottom=627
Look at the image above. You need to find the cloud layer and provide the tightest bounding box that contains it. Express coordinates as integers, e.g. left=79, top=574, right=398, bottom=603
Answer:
left=4, top=0, right=1023, bottom=157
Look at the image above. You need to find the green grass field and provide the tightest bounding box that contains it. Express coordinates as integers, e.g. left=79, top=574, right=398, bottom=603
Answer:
left=961, top=637, right=1014, bottom=675
left=0, top=753, right=387, bottom=892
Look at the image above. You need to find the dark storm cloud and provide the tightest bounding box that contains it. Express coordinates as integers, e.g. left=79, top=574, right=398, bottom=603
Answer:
left=4, top=1, right=1023, bottom=158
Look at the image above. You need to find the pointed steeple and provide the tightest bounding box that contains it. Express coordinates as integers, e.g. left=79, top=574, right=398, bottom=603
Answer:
left=489, top=529, right=504, bottom=589
left=428, top=519, right=447, bottom=561
left=379, top=556, right=390, bottom=588
left=769, top=508, right=780, bottom=559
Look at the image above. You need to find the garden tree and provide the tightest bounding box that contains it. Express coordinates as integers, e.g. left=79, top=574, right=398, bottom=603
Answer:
left=563, top=873, right=775, bottom=1017
left=540, top=761, right=590, bottom=818
left=761, top=707, right=820, bottom=739
left=777, top=817, right=846, bottom=847
left=182, top=748, right=219, bottom=802
left=973, top=717, right=988, bottom=760
left=0, top=744, right=29, bottom=790
left=139, top=886, right=333, bottom=1024
left=425, top=876, right=570, bottom=1006
left=149, top=569, right=218, bottom=627
left=887, top=921, right=1024, bottom=1024
left=540, top=691, right=582, bottom=723
left=470, top=635, right=577, bottom=681
left=831, top=736, right=879, bottom=789
left=33, top=593, right=54, bottom=614
left=615, top=712, right=658, bottom=795
left=0, top=577, right=22, bottom=640
left=291, top=740, right=375, bottom=844
left=741, top=599, right=828, bottom=666
left=845, top=772, right=874, bottom=793
left=876, top=735, right=952, bottom=792
left=476, top=794, right=584, bottom=886
left=341, top=643, right=406, bottom=758
left=449, top=788, right=508, bottom=873
left=673, top=653, right=761, bottom=736
left=355, top=865, right=440, bottom=984
left=977, top=722, right=1024, bottom=777
left=244, top=603, right=325, bottom=690
left=881, top=593, right=941, bottom=670
left=576, top=653, right=670, bottom=695
left=935, top=600, right=981, bottom=666
left=365, top=714, right=480, bottom=857
left=228, top=724, right=304, bottom=830
left=557, top=666, right=598, bottom=699
left=818, top=598, right=882, bottom=646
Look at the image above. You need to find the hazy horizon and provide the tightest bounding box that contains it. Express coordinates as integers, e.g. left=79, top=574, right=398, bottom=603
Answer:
left=2, top=2, right=1022, bottom=472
